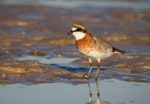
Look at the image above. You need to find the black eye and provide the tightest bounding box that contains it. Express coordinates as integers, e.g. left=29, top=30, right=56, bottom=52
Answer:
left=77, top=28, right=82, bottom=31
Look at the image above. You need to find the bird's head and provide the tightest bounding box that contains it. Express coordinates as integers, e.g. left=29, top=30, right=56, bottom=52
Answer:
left=68, top=24, right=87, bottom=40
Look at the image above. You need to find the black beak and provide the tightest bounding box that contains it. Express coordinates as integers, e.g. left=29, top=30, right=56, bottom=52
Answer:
left=68, top=31, right=73, bottom=35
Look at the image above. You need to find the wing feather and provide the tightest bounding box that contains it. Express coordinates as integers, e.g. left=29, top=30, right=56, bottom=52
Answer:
left=89, top=34, right=113, bottom=52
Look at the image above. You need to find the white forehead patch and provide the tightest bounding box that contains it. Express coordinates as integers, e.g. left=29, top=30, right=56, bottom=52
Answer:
left=72, top=27, right=77, bottom=31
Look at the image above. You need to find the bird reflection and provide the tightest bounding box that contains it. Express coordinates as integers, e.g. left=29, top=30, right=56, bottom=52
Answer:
left=87, top=80, right=110, bottom=104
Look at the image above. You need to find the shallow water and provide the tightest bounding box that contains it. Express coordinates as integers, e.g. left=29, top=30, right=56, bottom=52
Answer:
left=2, top=0, right=150, bottom=9
left=17, top=55, right=79, bottom=64
left=0, top=79, right=150, bottom=104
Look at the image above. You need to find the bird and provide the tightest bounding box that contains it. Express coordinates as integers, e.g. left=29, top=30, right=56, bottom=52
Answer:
left=68, top=23, right=126, bottom=80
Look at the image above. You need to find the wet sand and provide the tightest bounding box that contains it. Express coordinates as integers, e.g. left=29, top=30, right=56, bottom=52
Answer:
left=0, top=4, right=150, bottom=84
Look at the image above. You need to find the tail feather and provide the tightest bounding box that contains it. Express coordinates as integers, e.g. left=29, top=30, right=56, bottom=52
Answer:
left=113, top=47, right=126, bottom=54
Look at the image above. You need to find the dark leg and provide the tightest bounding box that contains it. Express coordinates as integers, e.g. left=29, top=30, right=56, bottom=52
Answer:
left=96, top=80, right=100, bottom=98
left=87, top=66, right=92, bottom=79
left=87, top=81, right=93, bottom=103
left=95, top=79, right=100, bottom=101
left=95, top=61, right=100, bottom=80
left=87, top=58, right=93, bottom=79
left=88, top=81, right=92, bottom=98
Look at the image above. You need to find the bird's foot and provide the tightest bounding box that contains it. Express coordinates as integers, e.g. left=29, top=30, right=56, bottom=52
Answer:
left=83, top=74, right=91, bottom=80
left=95, top=77, right=98, bottom=81
left=83, top=74, right=88, bottom=78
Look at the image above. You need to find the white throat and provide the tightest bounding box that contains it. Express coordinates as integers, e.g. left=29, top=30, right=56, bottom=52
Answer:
left=72, top=31, right=86, bottom=40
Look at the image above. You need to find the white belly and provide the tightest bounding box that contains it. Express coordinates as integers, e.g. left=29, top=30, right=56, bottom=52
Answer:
left=85, top=50, right=113, bottom=61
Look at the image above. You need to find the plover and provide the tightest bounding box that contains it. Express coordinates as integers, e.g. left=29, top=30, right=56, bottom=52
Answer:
left=68, top=24, right=126, bottom=80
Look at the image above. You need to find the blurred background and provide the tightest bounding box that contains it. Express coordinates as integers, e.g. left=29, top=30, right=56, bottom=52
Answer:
left=0, top=0, right=150, bottom=83
left=0, top=1, right=150, bottom=104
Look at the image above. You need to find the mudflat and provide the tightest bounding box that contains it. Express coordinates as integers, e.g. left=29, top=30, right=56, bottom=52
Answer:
left=0, top=4, right=150, bottom=84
